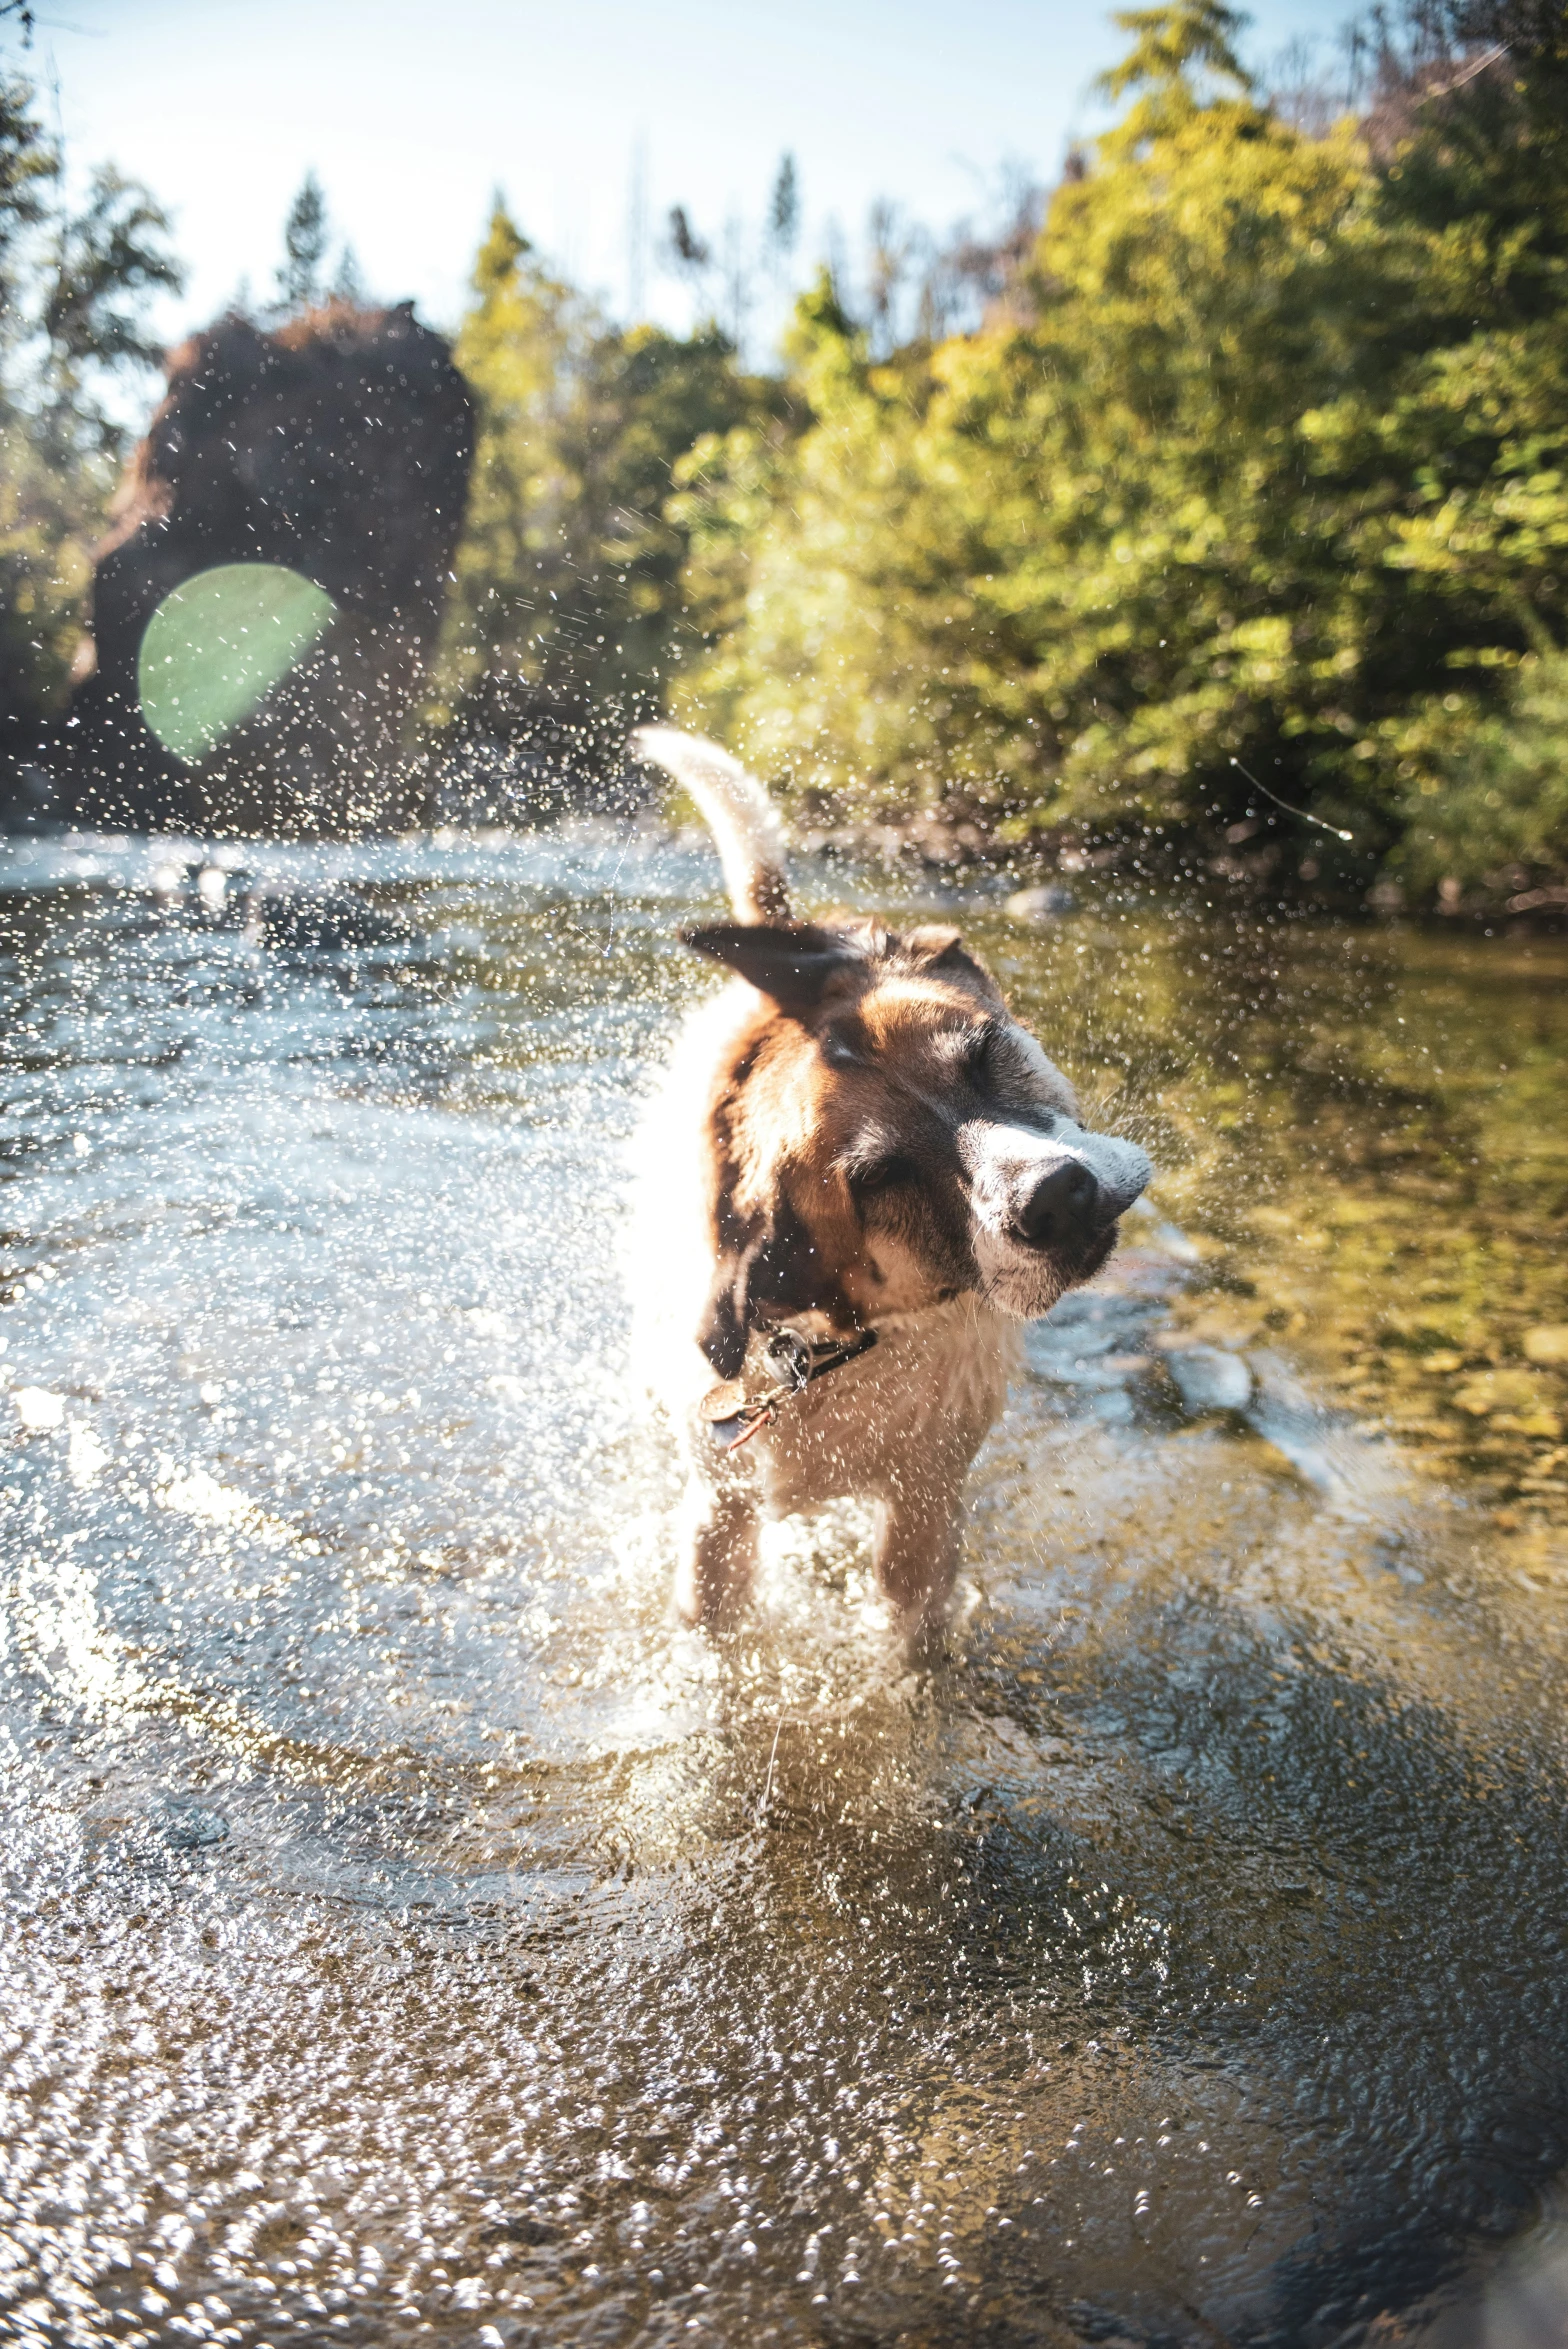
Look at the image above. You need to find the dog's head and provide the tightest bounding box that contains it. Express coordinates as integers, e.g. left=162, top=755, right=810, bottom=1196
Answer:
left=687, top=916, right=1152, bottom=1375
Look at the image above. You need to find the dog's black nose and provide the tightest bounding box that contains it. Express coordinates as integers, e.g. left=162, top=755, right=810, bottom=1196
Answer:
left=1017, top=1158, right=1101, bottom=1250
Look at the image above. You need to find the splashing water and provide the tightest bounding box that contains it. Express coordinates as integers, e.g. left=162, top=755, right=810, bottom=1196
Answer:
left=2, top=824, right=1566, bottom=2348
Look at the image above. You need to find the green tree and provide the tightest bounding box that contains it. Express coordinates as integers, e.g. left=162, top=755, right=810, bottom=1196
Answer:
left=1404, top=648, right=1568, bottom=893
left=0, top=64, right=183, bottom=767
left=768, top=154, right=799, bottom=268
left=1096, top=1, right=1252, bottom=139
left=331, top=241, right=366, bottom=304
left=275, top=171, right=329, bottom=314
left=433, top=200, right=772, bottom=775
left=37, top=164, right=182, bottom=460
left=670, top=0, right=1568, bottom=893
left=0, top=66, right=52, bottom=316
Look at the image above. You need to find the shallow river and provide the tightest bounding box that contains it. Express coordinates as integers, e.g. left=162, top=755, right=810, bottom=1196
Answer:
left=2, top=825, right=1567, bottom=2349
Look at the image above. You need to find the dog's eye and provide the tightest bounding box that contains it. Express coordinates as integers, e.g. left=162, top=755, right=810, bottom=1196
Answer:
left=962, top=1026, right=995, bottom=1081
left=850, top=1152, right=917, bottom=1196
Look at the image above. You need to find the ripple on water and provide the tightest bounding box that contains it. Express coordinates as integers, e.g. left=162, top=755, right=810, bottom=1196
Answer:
left=2, top=826, right=1567, bottom=2347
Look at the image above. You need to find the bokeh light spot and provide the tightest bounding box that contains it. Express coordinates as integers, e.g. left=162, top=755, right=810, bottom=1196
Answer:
left=138, top=562, right=336, bottom=763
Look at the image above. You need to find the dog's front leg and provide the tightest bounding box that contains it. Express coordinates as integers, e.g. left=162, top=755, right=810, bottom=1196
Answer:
left=674, top=1469, right=760, bottom=1628
left=872, top=1468, right=967, bottom=1643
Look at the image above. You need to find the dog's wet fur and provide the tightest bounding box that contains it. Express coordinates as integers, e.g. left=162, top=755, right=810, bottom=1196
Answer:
left=629, top=728, right=1151, bottom=1641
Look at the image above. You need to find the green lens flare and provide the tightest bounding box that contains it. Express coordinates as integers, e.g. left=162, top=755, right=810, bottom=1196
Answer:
left=138, top=563, right=337, bottom=764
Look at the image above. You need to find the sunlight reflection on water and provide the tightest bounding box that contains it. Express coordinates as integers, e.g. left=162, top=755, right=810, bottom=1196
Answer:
left=1, top=824, right=1567, bottom=2347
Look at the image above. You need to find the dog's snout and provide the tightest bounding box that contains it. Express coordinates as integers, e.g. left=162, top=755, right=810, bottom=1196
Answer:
left=1016, top=1158, right=1100, bottom=1250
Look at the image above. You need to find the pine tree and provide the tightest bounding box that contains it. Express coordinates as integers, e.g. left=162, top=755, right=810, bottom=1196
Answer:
left=331, top=242, right=365, bottom=305
left=430, top=198, right=770, bottom=771
left=41, top=164, right=182, bottom=458
left=0, top=65, right=55, bottom=321
left=0, top=71, right=184, bottom=754
left=768, top=155, right=799, bottom=262
left=275, top=171, right=329, bottom=314
left=1094, top=1, right=1254, bottom=151
left=669, top=0, right=1568, bottom=891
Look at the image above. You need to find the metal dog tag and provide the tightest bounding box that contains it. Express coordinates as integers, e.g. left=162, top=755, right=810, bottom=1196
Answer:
left=700, top=1379, right=748, bottom=1424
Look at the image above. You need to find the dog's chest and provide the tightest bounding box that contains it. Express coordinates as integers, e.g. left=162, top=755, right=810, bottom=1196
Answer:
left=756, top=1306, right=1016, bottom=1510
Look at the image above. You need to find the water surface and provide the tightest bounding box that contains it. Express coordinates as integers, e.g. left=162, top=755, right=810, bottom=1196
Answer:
left=2, top=827, right=1566, bottom=2349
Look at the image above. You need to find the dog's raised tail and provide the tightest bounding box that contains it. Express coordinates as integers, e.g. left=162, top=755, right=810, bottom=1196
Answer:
left=631, top=725, right=791, bottom=925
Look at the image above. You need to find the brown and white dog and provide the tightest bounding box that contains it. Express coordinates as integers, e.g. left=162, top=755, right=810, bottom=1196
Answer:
left=629, top=726, right=1151, bottom=1641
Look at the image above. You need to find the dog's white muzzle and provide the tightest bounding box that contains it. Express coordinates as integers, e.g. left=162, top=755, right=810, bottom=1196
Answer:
left=959, top=1119, right=1153, bottom=1316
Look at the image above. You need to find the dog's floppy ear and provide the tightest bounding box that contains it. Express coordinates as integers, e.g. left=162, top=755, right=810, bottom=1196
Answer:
left=681, top=921, right=860, bottom=1014
left=903, top=924, right=978, bottom=972
left=901, top=923, right=1001, bottom=997
left=903, top=924, right=964, bottom=961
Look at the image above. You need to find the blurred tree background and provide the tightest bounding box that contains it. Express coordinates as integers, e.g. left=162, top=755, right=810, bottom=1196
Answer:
left=423, top=199, right=777, bottom=800
left=664, top=0, right=1568, bottom=901
left=0, top=35, right=181, bottom=772
left=2, top=0, right=1567, bottom=904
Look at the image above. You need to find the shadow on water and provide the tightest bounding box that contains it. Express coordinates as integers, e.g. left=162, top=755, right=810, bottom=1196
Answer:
left=1, top=825, right=1567, bottom=2346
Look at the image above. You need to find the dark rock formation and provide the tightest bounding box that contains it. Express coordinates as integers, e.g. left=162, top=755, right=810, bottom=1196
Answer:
left=64, top=301, right=473, bottom=834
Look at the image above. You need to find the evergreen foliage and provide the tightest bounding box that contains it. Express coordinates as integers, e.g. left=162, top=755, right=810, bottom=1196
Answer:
left=0, top=65, right=181, bottom=757
left=432, top=201, right=773, bottom=766
left=38, top=166, right=184, bottom=458
left=666, top=0, right=1568, bottom=891
left=768, top=155, right=799, bottom=262
left=276, top=171, right=329, bottom=314
left=2, top=0, right=1566, bottom=893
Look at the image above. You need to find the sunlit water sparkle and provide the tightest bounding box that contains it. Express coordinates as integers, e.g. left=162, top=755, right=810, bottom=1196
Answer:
left=2, top=825, right=1567, bottom=2348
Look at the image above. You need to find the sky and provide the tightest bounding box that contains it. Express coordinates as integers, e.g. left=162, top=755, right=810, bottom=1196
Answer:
left=31, top=0, right=1350, bottom=360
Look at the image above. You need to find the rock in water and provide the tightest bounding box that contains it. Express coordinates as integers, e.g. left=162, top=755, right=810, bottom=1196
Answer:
left=1005, top=883, right=1077, bottom=920
left=63, top=303, right=474, bottom=836
left=1166, top=1344, right=1254, bottom=1415
left=243, top=884, right=412, bottom=956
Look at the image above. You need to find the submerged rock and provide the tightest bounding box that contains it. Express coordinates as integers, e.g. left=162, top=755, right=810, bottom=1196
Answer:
left=1166, top=1343, right=1254, bottom=1415
left=243, top=884, right=412, bottom=955
left=161, top=1802, right=229, bottom=1851
left=1005, top=883, right=1077, bottom=919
